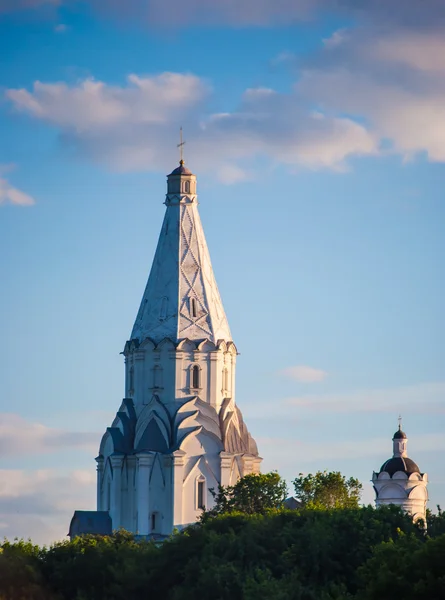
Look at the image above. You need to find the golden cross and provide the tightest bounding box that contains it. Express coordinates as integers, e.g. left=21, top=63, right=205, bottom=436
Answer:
left=398, top=414, right=402, bottom=429
left=177, top=127, right=186, bottom=163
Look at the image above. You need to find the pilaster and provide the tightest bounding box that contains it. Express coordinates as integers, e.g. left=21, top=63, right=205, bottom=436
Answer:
left=95, top=455, right=104, bottom=510
left=242, top=455, right=254, bottom=476
left=134, top=350, right=145, bottom=404
left=220, top=452, right=233, bottom=487
left=171, top=450, right=186, bottom=529
left=109, top=453, right=124, bottom=529
left=136, top=452, right=154, bottom=535
left=209, top=351, right=219, bottom=408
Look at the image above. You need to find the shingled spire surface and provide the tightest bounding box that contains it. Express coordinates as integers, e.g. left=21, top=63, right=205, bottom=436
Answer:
left=130, top=162, right=232, bottom=344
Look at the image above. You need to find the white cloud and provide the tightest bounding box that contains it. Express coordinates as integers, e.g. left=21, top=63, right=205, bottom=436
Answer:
left=0, top=169, right=35, bottom=206
left=280, top=365, right=327, bottom=383
left=54, top=23, right=68, bottom=32
left=0, top=468, right=95, bottom=545
left=298, top=20, right=445, bottom=163
left=4, top=4, right=445, bottom=174
left=6, top=73, right=208, bottom=130
left=6, top=72, right=378, bottom=180
left=0, top=413, right=98, bottom=456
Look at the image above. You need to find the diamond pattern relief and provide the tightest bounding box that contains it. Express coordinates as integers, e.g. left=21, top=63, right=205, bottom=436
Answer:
left=131, top=195, right=231, bottom=343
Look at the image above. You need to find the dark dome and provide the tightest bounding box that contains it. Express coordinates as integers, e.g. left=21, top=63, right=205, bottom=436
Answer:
left=379, top=456, right=420, bottom=476
left=393, top=428, right=407, bottom=439
left=169, top=161, right=193, bottom=176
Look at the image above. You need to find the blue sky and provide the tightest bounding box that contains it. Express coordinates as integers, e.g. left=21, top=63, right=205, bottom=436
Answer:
left=0, top=0, right=444, bottom=544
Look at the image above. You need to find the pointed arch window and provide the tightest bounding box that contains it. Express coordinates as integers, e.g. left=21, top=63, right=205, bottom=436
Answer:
left=196, top=476, right=206, bottom=510
left=184, top=180, right=191, bottom=193
left=151, top=511, right=161, bottom=533
left=192, top=365, right=200, bottom=389
left=190, top=297, right=197, bottom=318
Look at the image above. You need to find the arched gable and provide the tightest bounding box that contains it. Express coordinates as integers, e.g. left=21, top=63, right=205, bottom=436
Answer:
left=377, top=483, right=407, bottom=500
left=99, top=430, right=114, bottom=457
left=176, top=338, right=196, bottom=351
left=136, top=417, right=169, bottom=453
left=139, top=337, right=156, bottom=350
left=135, top=395, right=172, bottom=450
left=157, top=337, right=176, bottom=350
left=392, top=471, right=408, bottom=480
left=216, top=340, right=227, bottom=352
left=408, top=485, right=428, bottom=500
left=197, top=339, right=217, bottom=351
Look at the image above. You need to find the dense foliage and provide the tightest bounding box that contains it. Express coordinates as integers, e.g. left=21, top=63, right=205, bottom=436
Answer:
left=1, top=506, right=444, bottom=600
left=1, top=473, right=444, bottom=599
left=293, top=471, right=363, bottom=509
left=203, top=472, right=288, bottom=519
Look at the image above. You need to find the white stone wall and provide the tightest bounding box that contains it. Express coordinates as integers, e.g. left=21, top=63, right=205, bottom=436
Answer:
left=125, top=341, right=237, bottom=415
left=372, top=470, right=428, bottom=522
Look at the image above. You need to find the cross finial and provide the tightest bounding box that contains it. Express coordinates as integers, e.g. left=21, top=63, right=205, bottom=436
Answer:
left=398, top=414, right=402, bottom=430
left=177, top=127, right=186, bottom=165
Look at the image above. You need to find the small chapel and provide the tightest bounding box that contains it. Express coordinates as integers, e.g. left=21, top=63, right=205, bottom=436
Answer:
left=70, top=158, right=261, bottom=538
left=372, top=424, right=428, bottom=523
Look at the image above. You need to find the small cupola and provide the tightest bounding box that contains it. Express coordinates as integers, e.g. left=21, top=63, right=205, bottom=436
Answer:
left=378, top=422, right=422, bottom=476
left=167, top=160, right=197, bottom=196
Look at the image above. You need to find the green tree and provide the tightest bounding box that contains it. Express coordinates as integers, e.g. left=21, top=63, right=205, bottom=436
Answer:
left=203, top=472, right=288, bottom=519
left=426, top=505, right=445, bottom=538
left=293, top=471, right=362, bottom=509
left=0, top=539, right=53, bottom=600
left=356, top=533, right=445, bottom=599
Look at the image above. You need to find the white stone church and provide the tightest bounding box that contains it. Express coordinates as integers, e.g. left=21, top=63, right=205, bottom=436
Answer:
left=372, top=424, right=428, bottom=523
left=70, top=159, right=261, bottom=538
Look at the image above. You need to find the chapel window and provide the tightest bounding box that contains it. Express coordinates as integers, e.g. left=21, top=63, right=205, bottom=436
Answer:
left=192, top=365, right=200, bottom=389
left=184, top=180, right=190, bottom=193
left=197, top=479, right=205, bottom=509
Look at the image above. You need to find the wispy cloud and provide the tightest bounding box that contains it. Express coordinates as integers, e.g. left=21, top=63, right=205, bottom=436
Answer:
left=3, top=3, right=445, bottom=175
left=285, top=382, right=445, bottom=415
left=0, top=468, right=95, bottom=544
left=5, top=73, right=378, bottom=180
left=0, top=413, right=99, bottom=457
left=280, top=365, right=327, bottom=383
left=0, top=165, right=35, bottom=206
left=259, top=432, right=445, bottom=465
left=244, top=382, right=445, bottom=421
